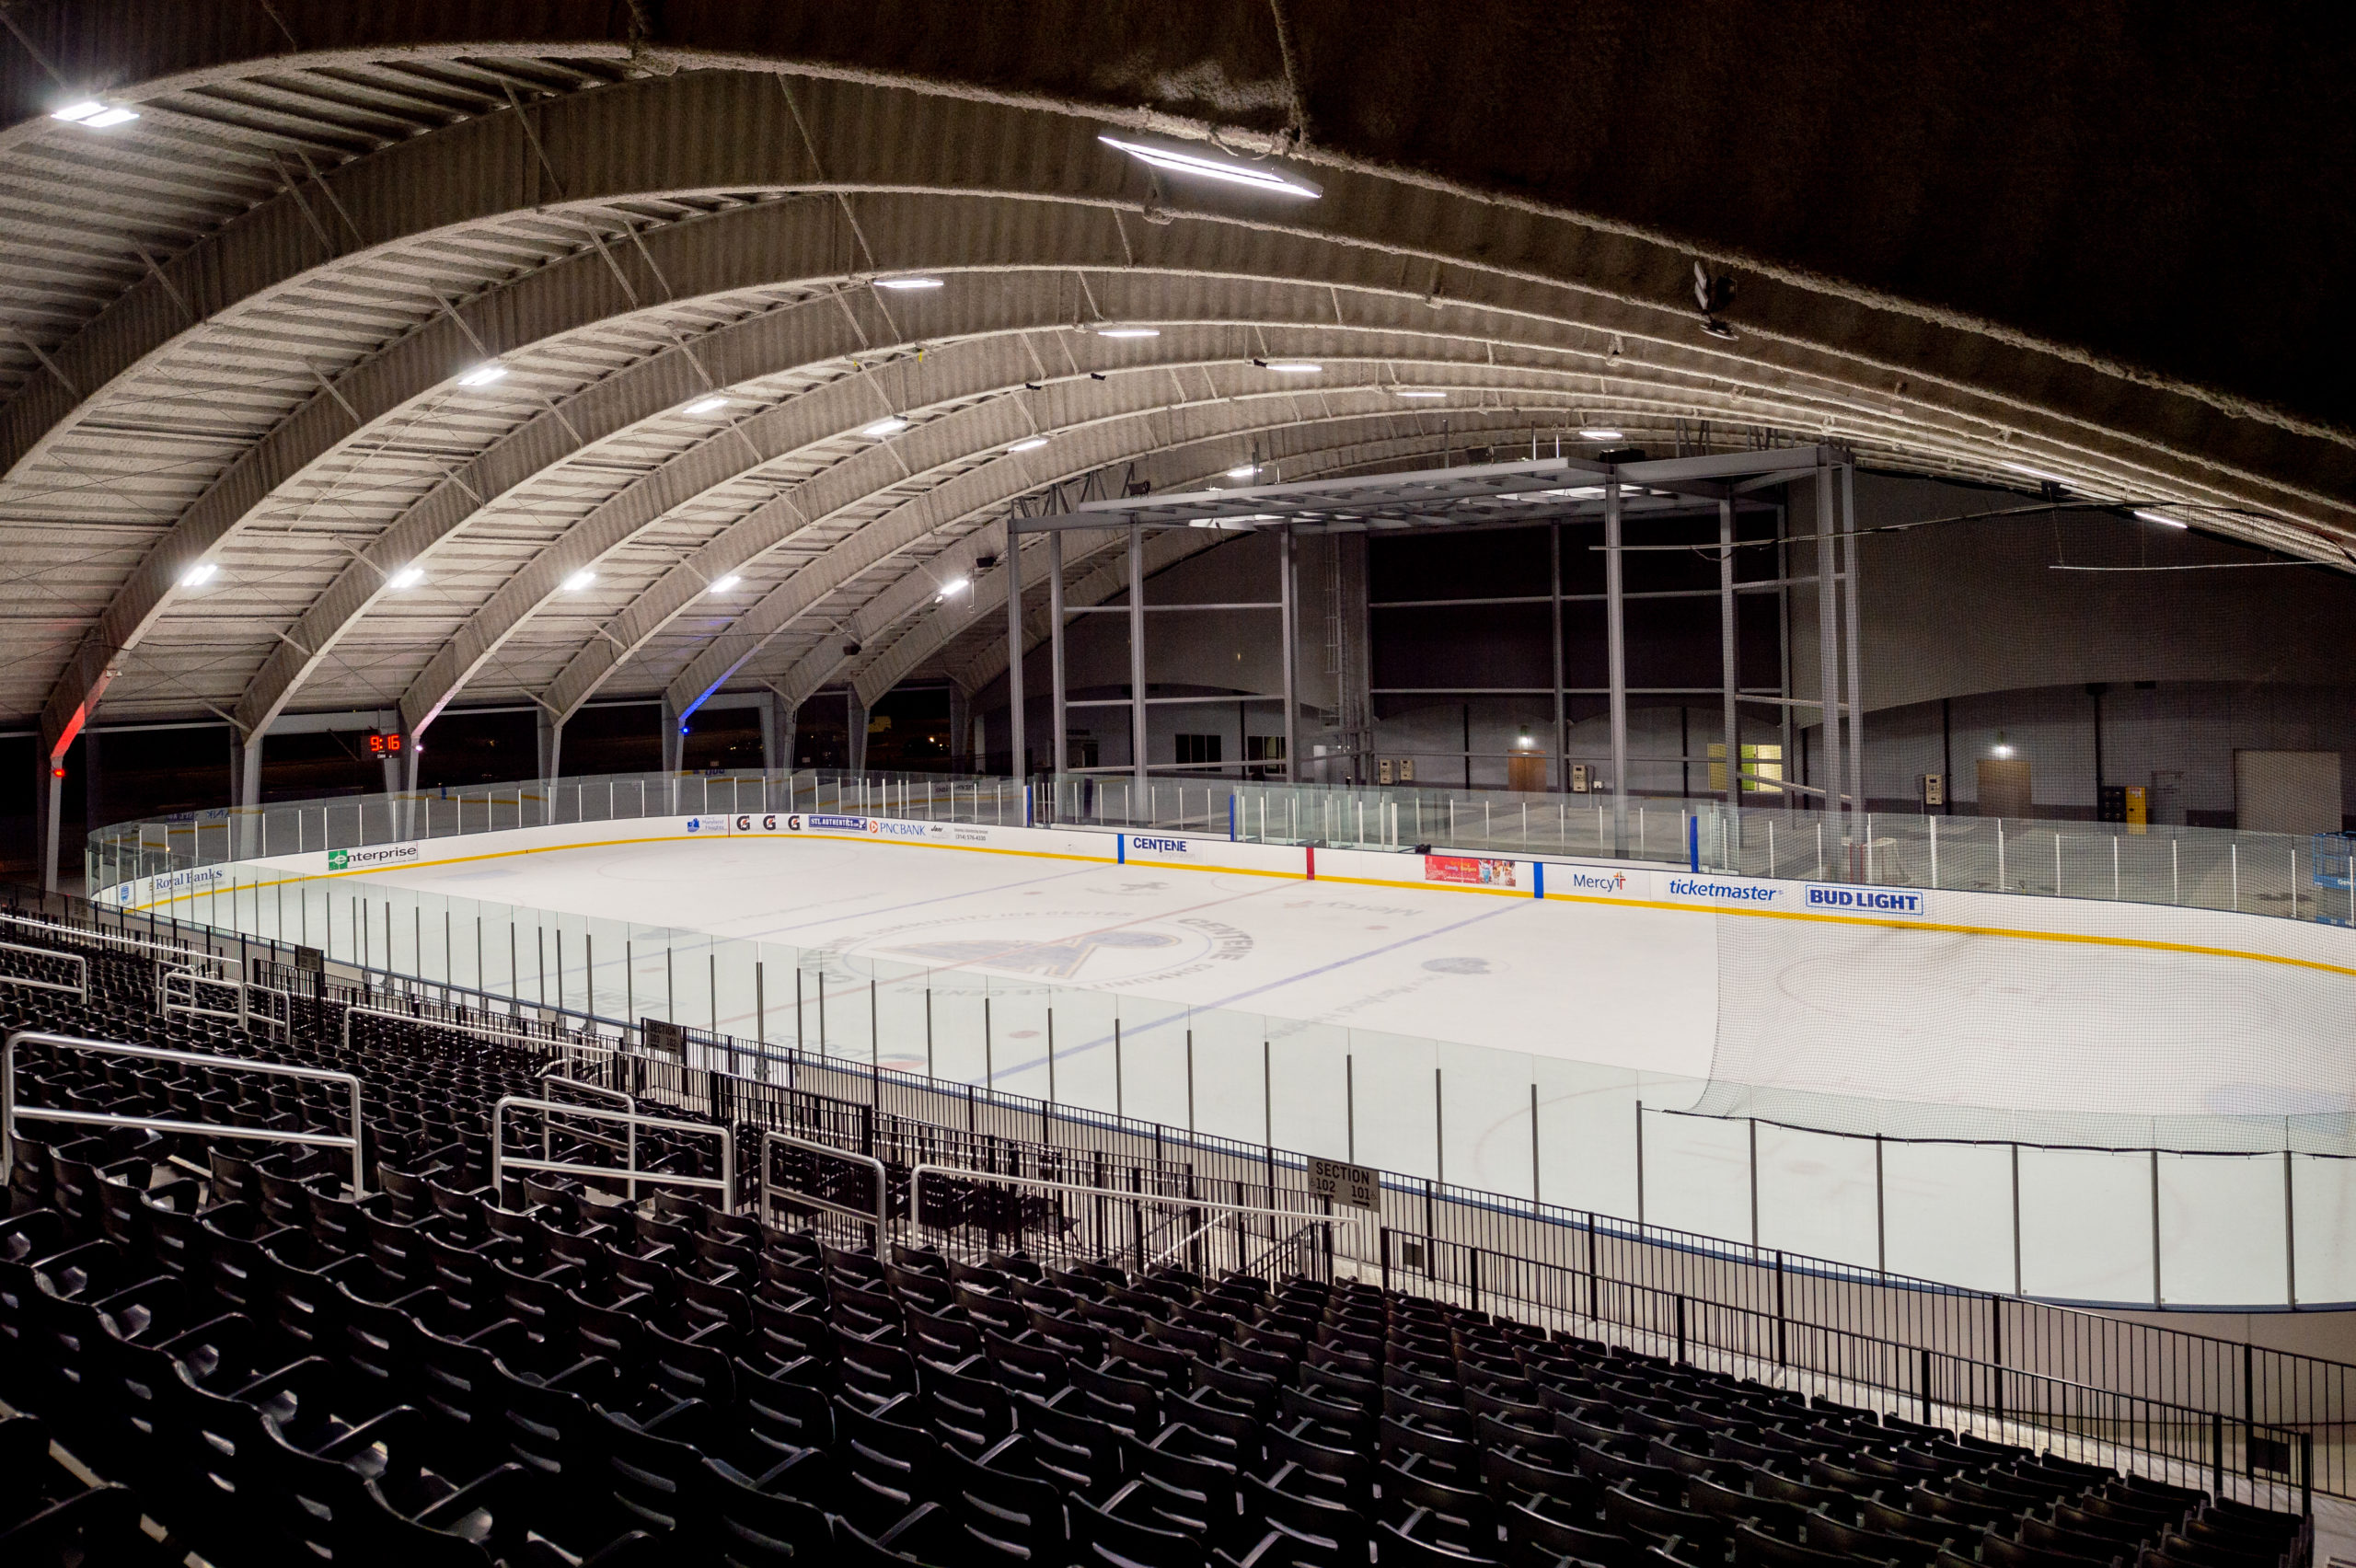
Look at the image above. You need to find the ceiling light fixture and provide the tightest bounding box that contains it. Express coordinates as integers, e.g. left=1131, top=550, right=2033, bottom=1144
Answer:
left=1009, top=437, right=1048, bottom=452
left=935, top=575, right=971, bottom=601
left=456, top=363, right=508, bottom=386
left=1263, top=362, right=1322, bottom=374
left=387, top=565, right=425, bottom=589
left=1096, top=327, right=1161, bottom=339
left=874, top=277, right=943, bottom=291
left=1227, top=465, right=1258, bottom=478
left=53, top=100, right=138, bottom=127
left=178, top=561, right=218, bottom=587
left=1097, top=134, right=1322, bottom=199
left=862, top=417, right=908, bottom=437
left=1579, top=428, right=1625, bottom=441
left=684, top=396, right=730, bottom=416
left=710, top=573, right=742, bottom=593
left=1394, top=389, right=1446, bottom=399
left=562, top=570, right=596, bottom=592
left=2002, top=460, right=2068, bottom=484
left=2134, top=509, right=2190, bottom=530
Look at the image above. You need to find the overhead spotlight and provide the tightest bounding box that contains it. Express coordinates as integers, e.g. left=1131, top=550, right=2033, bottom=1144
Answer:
left=1097, top=134, right=1322, bottom=199
left=862, top=417, right=909, bottom=437
left=561, top=570, right=596, bottom=592
left=874, top=277, right=943, bottom=291
left=1394, top=389, right=1446, bottom=399
left=1227, top=465, right=1258, bottom=479
left=1009, top=436, right=1049, bottom=452
left=2134, top=510, right=2190, bottom=530
left=387, top=565, right=425, bottom=589
left=456, top=363, right=508, bottom=387
left=710, top=573, right=742, bottom=593
left=935, top=575, right=970, bottom=601
left=178, top=561, right=218, bottom=588
left=684, top=396, right=730, bottom=416
left=1097, top=327, right=1161, bottom=339
left=1263, top=362, right=1322, bottom=374
left=1579, top=428, right=1626, bottom=441
left=1693, top=262, right=1737, bottom=339
left=1992, top=744, right=2015, bottom=758
left=52, top=99, right=138, bottom=127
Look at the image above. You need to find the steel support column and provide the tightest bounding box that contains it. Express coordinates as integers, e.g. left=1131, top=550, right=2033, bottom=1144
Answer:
left=946, top=684, right=969, bottom=774
left=1551, top=522, right=1566, bottom=793
left=659, top=697, right=685, bottom=775
left=1050, top=529, right=1068, bottom=780
left=1720, top=497, right=1739, bottom=809
left=1129, top=525, right=1149, bottom=787
left=38, top=748, right=63, bottom=894
left=1841, top=463, right=1865, bottom=820
left=1605, top=479, right=1630, bottom=857
left=1280, top=527, right=1300, bottom=784
left=846, top=688, right=869, bottom=776
left=1814, top=461, right=1843, bottom=839
left=536, top=709, right=562, bottom=784
left=1005, top=534, right=1025, bottom=784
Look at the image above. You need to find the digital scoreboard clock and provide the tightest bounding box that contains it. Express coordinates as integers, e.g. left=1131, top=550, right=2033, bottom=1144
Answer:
left=365, top=731, right=404, bottom=755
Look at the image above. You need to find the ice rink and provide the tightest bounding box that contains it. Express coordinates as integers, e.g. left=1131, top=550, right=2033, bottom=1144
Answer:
left=340, top=829, right=2355, bottom=1136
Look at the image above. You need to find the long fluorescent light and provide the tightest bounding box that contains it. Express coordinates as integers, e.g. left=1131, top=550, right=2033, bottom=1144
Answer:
left=936, top=576, right=971, bottom=601
left=875, top=277, right=943, bottom=291
left=178, top=561, right=218, bottom=587
left=1098, top=134, right=1321, bottom=199
left=710, top=573, right=742, bottom=593
left=1009, top=437, right=1048, bottom=453
left=1579, top=428, right=1625, bottom=441
left=2134, top=510, right=2190, bottom=530
left=84, top=107, right=139, bottom=128
left=1227, top=465, right=1258, bottom=478
left=456, top=363, right=507, bottom=386
left=1394, top=389, right=1446, bottom=399
left=684, top=396, right=730, bottom=416
left=862, top=418, right=908, bottom=437
left=562, top=570, right=596, bottom=592
left=2002, top=460, right=2067, bottom=484
left=53, top=100, right=137, bottom=127
left=1264, top=362, right=1322, bottom=374
left=387, top=565, right=425, bottom=589
left=1097, top=327, right=1161, bottom=339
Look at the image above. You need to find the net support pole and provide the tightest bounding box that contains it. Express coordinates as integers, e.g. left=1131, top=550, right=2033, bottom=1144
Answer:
left=1719, top=496, right=1738, bottom=810
left=1130, top=524, right=1149, bottom=788
left=1006, top=518, right=1025, bottom=788
left=1280, top=525, right=1299, bottom=784
left=1605, top=478, right=1629, bottom=858
left=1814, top=458, right=1843, bottom=840
left=1050, top=528, right=1068, bottom=792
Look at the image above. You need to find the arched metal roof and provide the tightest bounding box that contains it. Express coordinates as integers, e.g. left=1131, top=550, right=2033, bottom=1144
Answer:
left=0, top=7, right=2346, bottom=758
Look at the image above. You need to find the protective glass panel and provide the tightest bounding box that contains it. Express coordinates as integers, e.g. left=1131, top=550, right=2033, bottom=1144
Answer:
left=1440, top=1040, right=1537, bottom=1199
left=983, top=976, right=1052, bottom=1100
left=1755, top=1122, right=1880, bottom=1270
left=2018, top=1147, right=2153, bottom=1304
left=1043, top=986, right=1122, bottom=1116
left=1880, top=1140, right=2015, bottom=1292
left=1533, top=1057, right=1641, bottom=1217
left=1187, top=1008, right=1267, bottom=1147
left=2157, top=1152, right=2288, bottom=1307
left=1110, top=997, right=1192, bottom=1130
left=1641, top=1109, right=1750, bottom=1244
left=1267, top=1020, right=1352, bottom=1162
left=2291, top=1155, right=2356, bottom=1306
left=1349, top=1030, right=1438, bottom=1180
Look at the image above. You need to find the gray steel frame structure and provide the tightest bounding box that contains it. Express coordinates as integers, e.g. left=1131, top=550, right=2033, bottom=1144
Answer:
left=1008, top=446, right=1860, bottom=853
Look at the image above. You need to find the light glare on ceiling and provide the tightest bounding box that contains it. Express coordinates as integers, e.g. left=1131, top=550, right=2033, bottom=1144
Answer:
left=2134, top=510, right=2190, bottom=529
left=178, top=561, right=218, bottom=587
left=935, top=575, right=971, bottom=600
left=387, top=565, right=425, bottom=589
left=456, top=363, right=507, bottom=386
left=2002, top=460, right=2068, bottom=484
left=562, top=570, right=596, bottom=592
left=1227, top=465, right=1257, bottom=478
left=1009, top=437, right=1048, bottom=452
left=1579, top=428, right=1625, bottom=441
left=53, top=100, right=137, bottom=127
left=684, top=396, right=730, bottom=416
left=710, top=574, right=741, bottom=593
left=1097, top=134, right=1322, bottom=199
left=862, top=418, right=909, bottom=437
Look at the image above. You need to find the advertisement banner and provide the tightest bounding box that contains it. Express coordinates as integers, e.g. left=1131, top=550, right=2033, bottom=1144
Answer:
left=1657, top=871, right=1788, bottom=909
left=1425, top=854, right=1517, bottom=888
left=1800, top=882, right=1931, bottom=919
left=1545, top=865, right=1643, bottom=898
left=325, top=843, right=422, bottom=871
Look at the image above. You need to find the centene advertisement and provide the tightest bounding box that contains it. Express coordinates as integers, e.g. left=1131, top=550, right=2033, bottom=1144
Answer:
left=1425, top=853, right=1516, bottom=888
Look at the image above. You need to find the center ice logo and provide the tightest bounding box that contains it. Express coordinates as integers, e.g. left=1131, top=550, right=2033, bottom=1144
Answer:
left=885, top=928, right=1180, bottom=980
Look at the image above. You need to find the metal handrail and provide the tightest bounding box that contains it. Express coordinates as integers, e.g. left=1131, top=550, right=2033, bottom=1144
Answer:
left=907, top=1162, right=1345, bottom=1269
left=3, top=1029, right=366, bottom=1195
left=537, top=1059, right=635, bottom=1192
left=342, top=1003, right=572, bottom=1055
left=159, top=966, right=291, bottom=1038
left=0, top=911, right=233, bottom=975
left=0, top=940, right=87, bottom=1001
left=490, top=1095, right=734, bottom=1213
left=760, top=1129, right=890, bottom=1257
